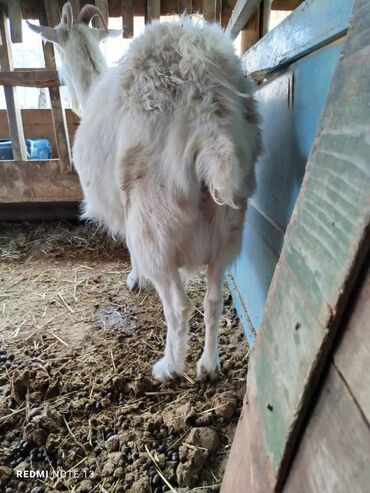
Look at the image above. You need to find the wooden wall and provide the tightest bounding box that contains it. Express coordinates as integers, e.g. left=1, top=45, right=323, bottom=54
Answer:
left=222, top=0, right=370, bottom=490
left=283, top=261, right=370, bottom=493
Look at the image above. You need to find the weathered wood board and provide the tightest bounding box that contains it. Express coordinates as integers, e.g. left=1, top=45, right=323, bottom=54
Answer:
left=243, top=0, right=354, bottom=78
left=334, top=261, right=370, bottom=423
left=227, top=0, right=262, bottom=39
left=0, top=161, right=82, bottom=203
left=0, top=70, right=60, bottom=88
left=223, top=0, right=370, bottom=490
left=284, top=366, right=370, bottom=493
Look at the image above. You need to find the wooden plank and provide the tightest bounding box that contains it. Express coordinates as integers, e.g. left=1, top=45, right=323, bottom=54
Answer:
left=227, top=202, right=284, bottom=343
left=226, top=0, right=261, bottom=39
left=250, top=43, right=342, bottom=234
left=122, top=0, right=134, bottom=38
left=0, top=9, right=27, bottom=161
left=240, top=7, right=260, bottom=53
left=223, top=0, right=370, bottom=490
left=203, top=0, right=216, bottom=21
left=7, top=0, right=22, bottom=43
left=243, top=0, right=354, bottom=77
left=284, top=367, right=370, bottom=493
left=272, top=0, right=302, bottom=10
left=0, top=69, right=60, bottom=87
left=221, top=392, right=275, bottom=493
left=39, top=1, right=71, bottom=173
left=69, top=0, right=81, bottom=18
left=221, top=0, right=237, bottom=27
left=146, top=0, right=161, bottom=22
left=260, top=0, right=271, bottom=35
left=0, top=160, right=82, bottom=203
left=334, top=262, right=370, bottom=423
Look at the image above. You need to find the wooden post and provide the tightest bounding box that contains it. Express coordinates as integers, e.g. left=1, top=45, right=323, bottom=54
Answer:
left=70, top=0, right=81, bottom=18
left=146, top=0, right=161, bottom=23
left=122, top=0, right=134, bottom=38
left=203, top=0, right=217, bottom=21
left=7, top=0, right=22, bottom=43
left=260, top=0, right=271, bottom=36
left=178, top=0, right=192, bottom=16
left=239, top=0, right=270, bottom=55
left=240, top=6, right=260, bottom=54
left=0, top=9, right=27, bottom=161
left=39, top=1, right=72, bottom=172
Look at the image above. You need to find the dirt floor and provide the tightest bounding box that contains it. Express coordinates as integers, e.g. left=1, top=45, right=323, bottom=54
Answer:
left=0, top=222, right=248, bottom=493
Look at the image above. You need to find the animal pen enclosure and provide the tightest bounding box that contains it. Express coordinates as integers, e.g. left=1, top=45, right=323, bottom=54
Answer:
left=0, top=0, right=370, bottom=493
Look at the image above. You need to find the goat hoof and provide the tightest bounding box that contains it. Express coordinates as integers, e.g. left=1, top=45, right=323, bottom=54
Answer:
left=126, top=271, right=139, bottom=290
left=152, top=357, right=182, bottom=381
left=196, top=354, right=220, bottom=381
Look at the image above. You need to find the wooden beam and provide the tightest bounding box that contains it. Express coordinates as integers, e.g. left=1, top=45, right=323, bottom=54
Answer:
left=242, top=0, right=353, bottom=78
left=146, top=0, right=161, bottom=22
left=227, top=0, right=261, bottom=39
left=272, top=0, right=303, bottom=11
left=0, top=9, right=27, bottom=161
left=122, top=0, right=134, bottom=38
left=0, top=160, right=82, bottom=203
left=7, top=0, right=22, bottom=43
left=0, top=70, right=60, bottom=88
left=221, top=0, right=237, bottom=28
left=39, top=1, right=72, bottom=173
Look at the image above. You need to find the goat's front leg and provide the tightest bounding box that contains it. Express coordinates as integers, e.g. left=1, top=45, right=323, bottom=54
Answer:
left=152, top=271, right=193, bottom=381
left=197, top=260, right=224, bottom=380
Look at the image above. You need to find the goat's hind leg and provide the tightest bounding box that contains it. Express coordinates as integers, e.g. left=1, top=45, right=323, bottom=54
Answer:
left=152, top=271, right=193, bottom=381
left=197, top=259, right=225, bottom=380
left=125, top=237, right=139, bottom=290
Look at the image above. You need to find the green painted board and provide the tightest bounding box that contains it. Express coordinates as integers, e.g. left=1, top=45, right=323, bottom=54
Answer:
left=246, top=0, right=370, bottom=488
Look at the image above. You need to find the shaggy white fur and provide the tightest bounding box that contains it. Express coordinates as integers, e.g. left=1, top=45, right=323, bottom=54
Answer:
left=29, top=4, right=263, bottom=381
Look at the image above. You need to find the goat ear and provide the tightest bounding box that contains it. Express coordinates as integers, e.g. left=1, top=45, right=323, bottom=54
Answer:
left=93, top=28, right=122, bottom=41
left=27, top=21, right=60, bottom=44
left=61, top=2, right=73, bottom=32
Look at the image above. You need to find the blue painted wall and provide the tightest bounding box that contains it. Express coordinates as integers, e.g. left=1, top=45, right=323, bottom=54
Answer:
left=228, top=0, right=354, bottom=343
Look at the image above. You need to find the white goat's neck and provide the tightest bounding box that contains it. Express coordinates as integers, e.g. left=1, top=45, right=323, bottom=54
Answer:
left=60, top=25, right=108, bottom=114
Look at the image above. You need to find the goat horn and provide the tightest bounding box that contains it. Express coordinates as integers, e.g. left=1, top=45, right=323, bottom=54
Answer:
left=62, top=2, right=73, bottom=31
left=77, top=4, right=108, bottom=31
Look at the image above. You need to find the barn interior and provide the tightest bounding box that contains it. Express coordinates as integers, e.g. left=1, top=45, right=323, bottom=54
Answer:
left=1, top=1, right=369, bottom=493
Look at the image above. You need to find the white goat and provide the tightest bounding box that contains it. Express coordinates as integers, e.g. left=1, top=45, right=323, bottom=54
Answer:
left=29, top=3, right=262, bottom=381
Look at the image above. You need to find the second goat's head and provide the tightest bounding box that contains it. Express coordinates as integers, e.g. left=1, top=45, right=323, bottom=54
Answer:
left=28, top=2, right=121, bottom=113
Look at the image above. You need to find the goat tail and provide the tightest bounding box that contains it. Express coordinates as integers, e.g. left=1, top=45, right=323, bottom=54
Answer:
left=195, top=134, right=243, bottom=209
